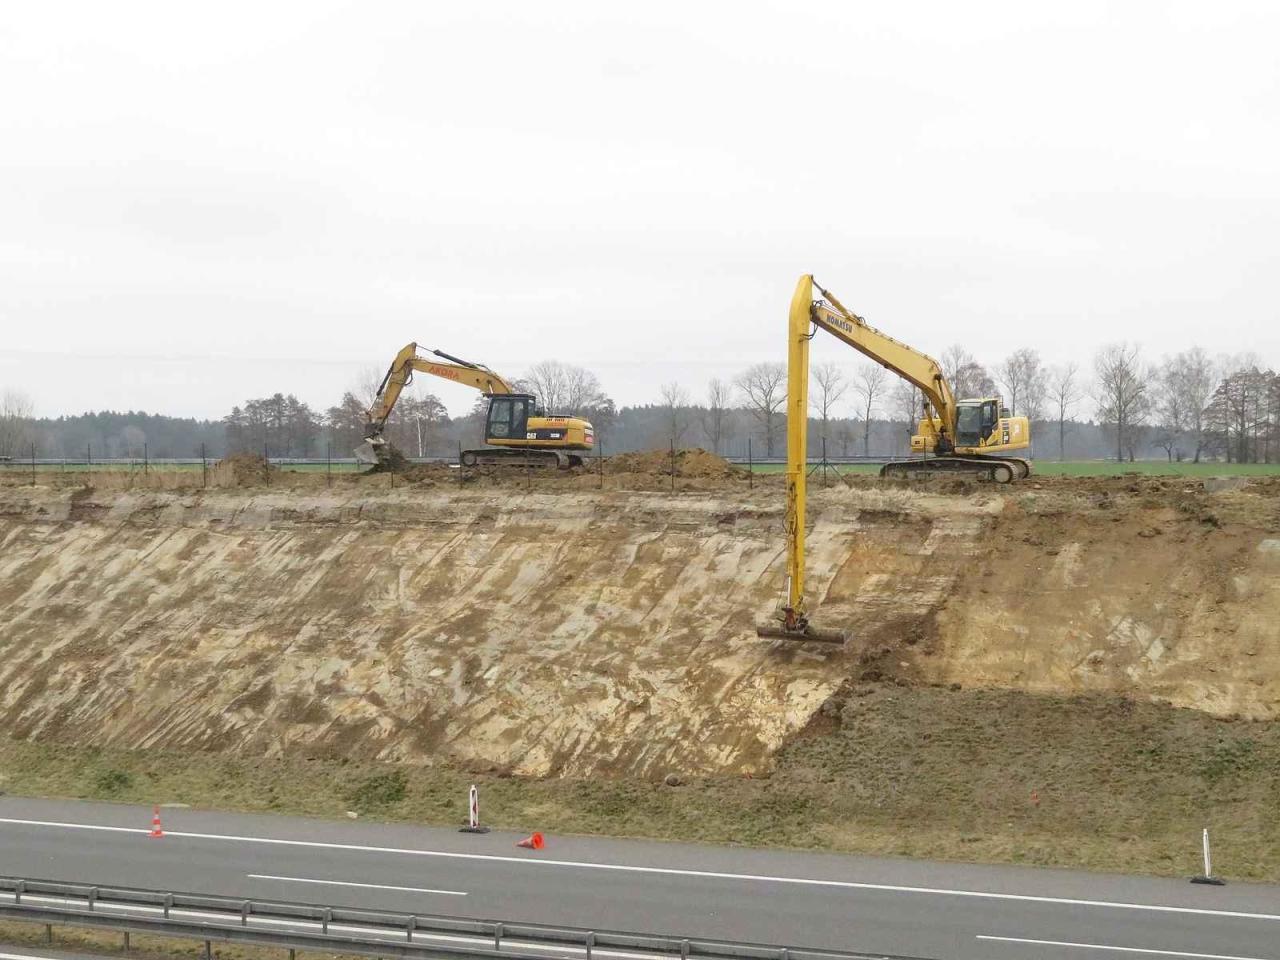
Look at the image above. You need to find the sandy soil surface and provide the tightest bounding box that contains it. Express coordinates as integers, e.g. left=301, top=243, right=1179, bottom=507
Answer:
left=1, top=465, right=1277, bottom=779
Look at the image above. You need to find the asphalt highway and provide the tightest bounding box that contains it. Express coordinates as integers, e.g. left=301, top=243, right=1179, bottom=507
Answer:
left=0, top=797, right=1276, bottom=960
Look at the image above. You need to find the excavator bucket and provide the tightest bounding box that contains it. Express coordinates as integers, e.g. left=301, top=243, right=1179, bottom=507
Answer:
left=756, top=622, right=847, bottom=644
left=353, top=439, right=383, bottom=466
left=755, top=608, right=847, bottom=645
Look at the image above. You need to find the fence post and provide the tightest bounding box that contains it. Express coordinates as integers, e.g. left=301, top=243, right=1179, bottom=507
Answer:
left=670, top=438, right=675, bottom=492
left=264, top=443, right=270, bottom=485
left=458, top=440, right=464, bottom=485
left=598, top=436, right=604, bottom=489
left=201, top=443, right=208, bottom=488
left=87, top=443, right=92, bottom=481
left=31, top=441, right=36, bottom=486
left=748, top=438, right=753, bottom=489
left=143, top=441, right=148, bottom=477
left=327, top=442, right=332, bottom=487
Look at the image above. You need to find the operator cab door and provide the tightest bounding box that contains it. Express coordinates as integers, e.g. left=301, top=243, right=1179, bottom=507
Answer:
left=980, top=399, right=998, bottom=444
left=486, top=396, right=530, bottom=444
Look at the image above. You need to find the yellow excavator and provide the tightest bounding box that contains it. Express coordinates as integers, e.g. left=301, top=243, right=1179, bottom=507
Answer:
left=357, top=343, right=595, bottom=469
left=757, top=275, right=1032, bottom=643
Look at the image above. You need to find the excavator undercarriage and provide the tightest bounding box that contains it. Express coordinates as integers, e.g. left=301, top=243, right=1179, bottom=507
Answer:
left=880, top=455, right=1032, bottom=483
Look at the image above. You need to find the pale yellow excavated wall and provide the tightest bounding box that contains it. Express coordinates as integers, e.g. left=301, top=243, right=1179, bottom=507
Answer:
left=0, top=479, right=1277, bottom=778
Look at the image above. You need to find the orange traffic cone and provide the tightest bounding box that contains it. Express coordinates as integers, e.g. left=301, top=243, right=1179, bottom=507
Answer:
left=516, top=831, right=544, bottom=850
left=149, top=806, right=164, bottom=838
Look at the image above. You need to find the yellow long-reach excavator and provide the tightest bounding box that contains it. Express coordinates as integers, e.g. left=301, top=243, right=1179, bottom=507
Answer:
left=757, top=275, right=1032, bottom=643
left=358, top=343, right=594, bottom=469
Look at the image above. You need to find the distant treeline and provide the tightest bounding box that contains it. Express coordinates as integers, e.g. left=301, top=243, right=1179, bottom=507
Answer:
left=2, top=404, right=1177, bottom=463
left=4, top=345, right=1279, bottom=464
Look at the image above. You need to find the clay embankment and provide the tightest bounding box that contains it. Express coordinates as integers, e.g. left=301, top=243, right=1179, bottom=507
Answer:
left=1, top=471, right=1277, bottom=777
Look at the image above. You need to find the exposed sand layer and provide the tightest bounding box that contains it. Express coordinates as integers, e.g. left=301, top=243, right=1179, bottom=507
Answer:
left=1, top=473, right=1277, bottom=777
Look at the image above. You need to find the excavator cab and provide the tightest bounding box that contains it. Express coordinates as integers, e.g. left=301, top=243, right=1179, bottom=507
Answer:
left=486, top=395, right=533, bottom=442
left=954, top=399, right=1000, bottom=447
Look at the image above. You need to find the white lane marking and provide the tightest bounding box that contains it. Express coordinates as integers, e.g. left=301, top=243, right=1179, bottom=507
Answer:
left=248, top=873, right=466, bottom=896
left=977, top=935, right=1275, bottom=960
left=0, top=816, right=1277, bottom=924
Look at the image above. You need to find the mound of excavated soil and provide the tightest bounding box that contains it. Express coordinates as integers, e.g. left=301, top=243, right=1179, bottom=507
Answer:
left=606, top=447, right=745, bottom=479
left=210, top=453, right=275, bottom=487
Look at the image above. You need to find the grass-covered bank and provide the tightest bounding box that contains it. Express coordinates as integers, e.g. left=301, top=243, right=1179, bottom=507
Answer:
left=2, top=687, right=1277, bottom=882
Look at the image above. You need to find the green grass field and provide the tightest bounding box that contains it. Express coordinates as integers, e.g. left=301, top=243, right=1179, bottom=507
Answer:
left=5, top=458, right=1279, bottom=481
left=750, top=459, right=1280, bottom=477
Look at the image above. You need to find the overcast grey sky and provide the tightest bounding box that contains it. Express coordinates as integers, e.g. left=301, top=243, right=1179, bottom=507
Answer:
left=2, top=1, right=1277, bottom=420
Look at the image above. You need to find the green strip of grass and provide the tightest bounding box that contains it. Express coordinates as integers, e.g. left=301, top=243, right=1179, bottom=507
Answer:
left=2, top=687, right=1276, bottom=882
left=746, top=460, right=1280, bottom=476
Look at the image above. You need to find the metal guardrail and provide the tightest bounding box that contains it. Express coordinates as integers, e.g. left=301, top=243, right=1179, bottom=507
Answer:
left=0, top=875, right=929, bottom=960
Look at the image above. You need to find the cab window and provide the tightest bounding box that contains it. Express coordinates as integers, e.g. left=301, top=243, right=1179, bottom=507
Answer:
left=487, top=398, right=528, bottom=439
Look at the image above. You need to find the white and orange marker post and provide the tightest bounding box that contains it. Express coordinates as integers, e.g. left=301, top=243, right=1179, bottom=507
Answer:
left=459, top=784, right=489, bottom=834
left=1191, top=827, right=1225, bottom=885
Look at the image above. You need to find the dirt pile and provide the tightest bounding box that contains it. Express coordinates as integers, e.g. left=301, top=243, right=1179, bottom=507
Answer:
left=606, top=447, right=744, bottom=479
left=210, top=453, right=275, bottom=487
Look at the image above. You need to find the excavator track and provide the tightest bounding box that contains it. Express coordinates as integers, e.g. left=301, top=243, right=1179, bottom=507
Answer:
left=459, top=448, right=584, bottom=470
left=880, top=455, right=1032, bottom=484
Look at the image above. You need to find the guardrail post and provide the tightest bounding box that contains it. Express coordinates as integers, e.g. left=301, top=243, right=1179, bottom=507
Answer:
left=407, top=915, right=416, bottom=941
left=45, top=923, right=52, bottom=944
left=88, top=887, right=98, bottom=911
left=241, top=900, right=251, bottom=925
left=163, top=893, right=173, bottom=918
left=322, top=907, right=331, bottom=934
left=204, top=939, right=211, bottom=960
left=779, top=949, right=790, bottom=960
left=681, top=938, right=690, bottom=960
left=14, top=880, right=23, bottom=904
left=124, top=931, right=130, bottom=952
left=494, top=922, right=503, bottom=950
left=585, top=931, right=594, bottom=960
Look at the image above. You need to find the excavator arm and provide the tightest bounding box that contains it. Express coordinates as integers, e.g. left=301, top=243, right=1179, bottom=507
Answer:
left=760, top=275, right=955, bottom=644
left=809, top=284, right=956, bottom=447
left=357, top=343, right=516, bottom=463
left=756, top=276, right=849, bottom=645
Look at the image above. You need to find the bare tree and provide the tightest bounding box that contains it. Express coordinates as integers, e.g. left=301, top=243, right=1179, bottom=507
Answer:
left=0, top=390, right=35, bottom=459
left=658, top=381, right=691, bottom=446
left=1093, top=343, right=1151, bottom=462
left=398, top=394, right=449, bottom=457
left=700, top=378, right=730, bottom=454
left=852, top=363, right=888, bottom=456
left=810, top=362, right=848, bottom=444
left=120, top=425, right=147, bottom=459
left=890, top=380, right=921, bottom=455
left=1046, top=363, right=1081, bottom=461
left=940, top=345, right=973, bottom=388
left=735, top=362, right=787, bottom=457
left=521, top=361, right=608, bottom=414
left=1162, top=347, right=1218, bottom=462
left=996, top=348, right=1043, bottom=416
